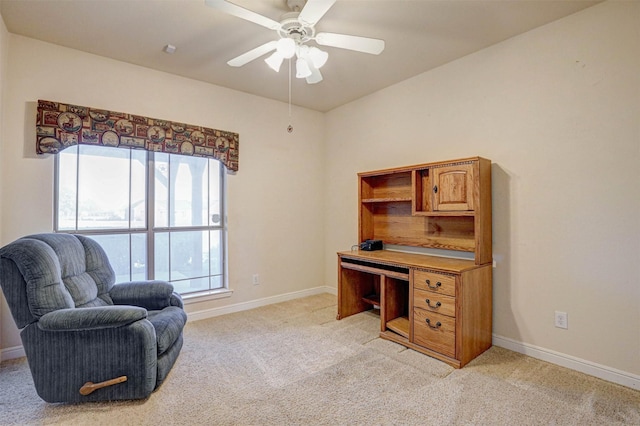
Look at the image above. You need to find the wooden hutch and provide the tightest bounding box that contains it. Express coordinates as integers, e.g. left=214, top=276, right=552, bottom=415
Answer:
left=337, top=156, right=492, bottom=368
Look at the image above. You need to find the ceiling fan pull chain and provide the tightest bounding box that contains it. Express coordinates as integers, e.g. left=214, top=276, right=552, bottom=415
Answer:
left=288, top=57, right=294, bottom=133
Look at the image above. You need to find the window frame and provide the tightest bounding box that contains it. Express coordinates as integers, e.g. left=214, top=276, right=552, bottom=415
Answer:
left=53, top=145, right=231, bottom=302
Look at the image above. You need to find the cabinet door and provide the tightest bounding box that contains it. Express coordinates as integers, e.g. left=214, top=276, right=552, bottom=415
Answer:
left=432, top=163, right=475, bottom=211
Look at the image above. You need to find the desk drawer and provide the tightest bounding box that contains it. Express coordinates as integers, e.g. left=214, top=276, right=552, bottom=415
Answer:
left=413, top=309, right=455, bottom=358
left=413, top=288, right=456, bottom=317
left=413, top=270, right=456, bottom=297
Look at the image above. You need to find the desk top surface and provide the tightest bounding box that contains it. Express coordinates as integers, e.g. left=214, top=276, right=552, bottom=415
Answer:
left=338, top=250, right=488, bottom=273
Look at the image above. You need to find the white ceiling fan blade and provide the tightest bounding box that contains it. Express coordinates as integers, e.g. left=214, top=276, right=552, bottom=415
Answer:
left=315, top=32, right=385, bottom=55
left=298, top=0, right=337, bottom=26
left=205, top=0, right=280, bottom=30
left=227, top=41, right=277, bottom=67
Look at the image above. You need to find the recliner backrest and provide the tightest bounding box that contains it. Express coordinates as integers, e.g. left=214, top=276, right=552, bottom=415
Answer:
left=0, top=234, right=116, bottom=328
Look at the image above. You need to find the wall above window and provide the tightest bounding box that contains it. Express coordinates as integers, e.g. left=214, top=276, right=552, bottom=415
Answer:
left=36, top=99, right=239, bottom=172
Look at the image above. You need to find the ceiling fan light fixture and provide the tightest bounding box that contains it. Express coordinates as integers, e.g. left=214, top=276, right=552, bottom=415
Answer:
left=306, top=66, right=323, bottom=84
left=276, top=38, right=296, bottom=59
left=295, top=57, right=312, bottom=78
left=297, top=44, right=309, bottom=58
left=264, top=51, right=284, bottom=72
left=308, top=47, right=328, bottom=69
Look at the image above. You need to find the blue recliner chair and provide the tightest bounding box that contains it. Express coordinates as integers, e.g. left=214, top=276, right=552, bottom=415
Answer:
left=0, top=233, right=187, bottom=403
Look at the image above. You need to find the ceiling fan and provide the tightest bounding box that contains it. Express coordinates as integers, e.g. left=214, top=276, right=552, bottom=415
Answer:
left=204, top=0, right=385, bottom=84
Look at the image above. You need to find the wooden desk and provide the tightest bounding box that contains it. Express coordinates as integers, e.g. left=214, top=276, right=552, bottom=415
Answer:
left=337, top=249, right=492, bottom=368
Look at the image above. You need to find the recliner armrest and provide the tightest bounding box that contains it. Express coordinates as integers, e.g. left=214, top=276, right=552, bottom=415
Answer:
left=110, top=281, right=183, bottom=310
left=38, top=306, right=148, bottom=331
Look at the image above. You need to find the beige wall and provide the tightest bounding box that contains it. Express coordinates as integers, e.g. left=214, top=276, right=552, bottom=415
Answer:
left=0, top=35, right=325, bottom=349
left=325, top=1, right=639, bottom=376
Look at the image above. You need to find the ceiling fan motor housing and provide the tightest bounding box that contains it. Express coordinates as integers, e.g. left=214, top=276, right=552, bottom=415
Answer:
left=278, top=12, right=315, bottom=43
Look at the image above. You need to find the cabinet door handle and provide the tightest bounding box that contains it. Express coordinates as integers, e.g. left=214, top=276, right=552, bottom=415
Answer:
left=426, top=318, right=442, bottom=329
left=425, top=279, right=442, bottom=290
left=425, top=299, right=441, bottom=309
left=433, top=185, right=438, bottom=193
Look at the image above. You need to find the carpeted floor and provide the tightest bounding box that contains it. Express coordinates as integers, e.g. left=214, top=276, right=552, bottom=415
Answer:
left=0, top=293, right=638, bottom=425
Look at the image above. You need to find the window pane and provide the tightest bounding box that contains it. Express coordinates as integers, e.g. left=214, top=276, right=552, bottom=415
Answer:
left=154, top=232, right=170, bottom=282
left=209, top=160, right=222, bottom=226
left=57, top=147, right=78, bottom=230
left=209, top=229, right=222, bottom=276
left=170, top=230, right=208, bottom=281
left=154, top=153, right=169, bottom=228
left=154, top=230, right=215, bottom=293
left=88, top=233, right=146, bottom=283
left=155, top=230, right=224, bottom=293
left=77, top=146, right=131, bottom=230
left=170, top=156, right=208, bottom=227
left=130, top=149, right=147, bottom=229
left=131, top=233, right=147, bottom=281
left=154, top=154, right=216, bottom=229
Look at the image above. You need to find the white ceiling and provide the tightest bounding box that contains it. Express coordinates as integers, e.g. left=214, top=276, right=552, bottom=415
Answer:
left=0, top=0, right=599, bottom=112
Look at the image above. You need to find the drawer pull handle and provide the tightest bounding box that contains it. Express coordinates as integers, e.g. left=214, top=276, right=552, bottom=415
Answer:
left=425, top=299, right=441, bottom=309
left=426, top=318, right=442, bottom=329
left=425, top=279, right=442, bottom=290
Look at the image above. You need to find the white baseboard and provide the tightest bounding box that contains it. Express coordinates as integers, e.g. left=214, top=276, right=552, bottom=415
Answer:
left=492, top=334, right=639, bottom=391
left=187, top=285, right=336, bottom=322
left=1, top=345, right=26, bottom=362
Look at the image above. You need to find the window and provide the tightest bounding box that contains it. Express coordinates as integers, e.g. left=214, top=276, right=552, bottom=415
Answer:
left=55, top=144, right=226, bottom=296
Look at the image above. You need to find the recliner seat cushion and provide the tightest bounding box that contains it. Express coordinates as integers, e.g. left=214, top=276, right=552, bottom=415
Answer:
left=147, top=307, right=188, bottom=355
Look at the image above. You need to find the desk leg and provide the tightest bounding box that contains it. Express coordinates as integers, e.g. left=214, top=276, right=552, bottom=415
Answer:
left=380, top=275, right=388, bottom=332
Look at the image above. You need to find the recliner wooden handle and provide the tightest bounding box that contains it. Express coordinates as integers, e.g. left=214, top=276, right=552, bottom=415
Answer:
left=79, top=376, right=127, bottom=395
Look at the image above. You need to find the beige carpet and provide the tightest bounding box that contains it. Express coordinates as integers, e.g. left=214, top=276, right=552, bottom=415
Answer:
left=0, top=293, right=638, bottom=425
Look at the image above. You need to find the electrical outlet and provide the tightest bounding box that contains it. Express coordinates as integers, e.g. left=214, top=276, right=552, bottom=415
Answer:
left=252, top=274, right=259, bottom=285
left=554, top=311, right=568, bottom=329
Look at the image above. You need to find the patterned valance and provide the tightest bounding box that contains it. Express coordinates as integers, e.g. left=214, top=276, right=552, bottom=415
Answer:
left=36, top=100, right=239, bottom=172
